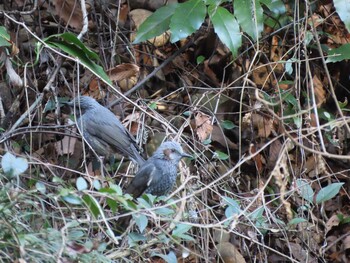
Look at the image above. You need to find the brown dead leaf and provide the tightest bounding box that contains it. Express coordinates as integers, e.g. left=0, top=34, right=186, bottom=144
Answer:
left=289, top=243, right=307, bottom=262
left=250, top=144, right=263, bottom=174
left=122, top=111, right=141, bottom=135
left=312, top=75, right=326, bottom=107
left=53, top=0, right=88, bottom=30
left=55, top=134, right=77, bottom=156
left=216, top=242, right=246, bottom=263
left=107, top=64, right=140, bottom=92
left=203, top=60, right=220, bottom=86
left=325, top=214, right=341, bottom=233
left=344, top=234, right=350, bottom=250
left=211, top=125, right=237, bottom=150
left=250, top=63, right=273, bottom=89
left=195, top=112, right=213, bottom=142
left=108, top=64, right=140, bottom=82
left=268, top=139, right=282, bottom=169
left=270, top=35, right=285, bottom=73
left=251, top=113, right=274, bottom=138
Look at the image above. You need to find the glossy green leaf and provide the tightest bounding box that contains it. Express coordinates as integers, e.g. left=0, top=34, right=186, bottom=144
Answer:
left=152, top=251, right=177, bottom=263
left=214, top=150, right=229, bottom=160
left=62, top=194, right=82, bottom=205
left=93, top=179, right=101, bottom=190
left=1, top=152, right=28, bottom=177
left=133, top=4, right=177, bottom=43
left=221, top=120, right=237, bottom=130
left=334, top=0, right=350, bottom=33
left=172, top=224, right=195, bottom=241
left=35, top=181, right=46, bottom=194
left=154, top=207, right=175, bottom=216
left=133, top=214, right=148, bottom=233
left=326, top=44, right=350, bottom=63
left=128, top=232, right=147, bottom=247
left=196, top=55, right=205, bottom=64
left=316, top=183, right=344, bottom=204
left=260, top=0, right=286, bottom=15
left=76, top=177, right=88, bottom=191
left=170, top=0, right=206, bottom=42
left=223, top=197, right=241, bottom=218
left=82, top=194, right=102, bottom=218
left=296, top=179, right=314, bottom=203
left=288, top=217, right=307, bottom=225
left=0, top=26, right=11, bottom=47
left=234, top=0, right=263, bottom=41
left=208, top=5, right=242, bottom=57
left=172, top=223, right=192, bottom=237
left=43, top=33, right=112, bottom=85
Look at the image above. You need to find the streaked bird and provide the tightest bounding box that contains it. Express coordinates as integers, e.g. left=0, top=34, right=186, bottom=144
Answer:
left=126, top=141, right=191, bottom=197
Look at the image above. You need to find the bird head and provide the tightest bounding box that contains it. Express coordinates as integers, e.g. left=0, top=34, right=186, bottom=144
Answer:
left=67, top=96, right=99, bottom=113
left=154, top=141, right=192, bottom=163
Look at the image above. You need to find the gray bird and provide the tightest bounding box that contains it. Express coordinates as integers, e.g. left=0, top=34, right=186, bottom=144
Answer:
left=68, top=96, right=145, bottom=165
left=126, top=141, right=192, bottom=198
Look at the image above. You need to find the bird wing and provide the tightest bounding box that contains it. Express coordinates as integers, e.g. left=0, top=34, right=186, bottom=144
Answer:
left=83, top=111, right=140, bottom=156
left=125, top=162, right=157, bottom=198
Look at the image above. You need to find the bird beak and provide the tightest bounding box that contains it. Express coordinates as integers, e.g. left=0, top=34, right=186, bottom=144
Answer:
left=181, top=152, right=192, bottom=159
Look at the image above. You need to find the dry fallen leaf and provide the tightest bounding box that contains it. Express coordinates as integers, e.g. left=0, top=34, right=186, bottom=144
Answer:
left=251, top=113, right=274, bottom=138
left=325, top=214, right=341, bottom=233
left=107, top=64, right=140, bottom=92
left=53, top=0, right=87, bottom=30
left=216, top=242, right=246, bottom=263
left=312, top=75, right=326, bottom=107
left=55, top=135, right=77, bottom=156
left=195, top=112, right=213, bottom=142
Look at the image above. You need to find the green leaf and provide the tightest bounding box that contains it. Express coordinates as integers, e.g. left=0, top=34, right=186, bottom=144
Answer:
left=133, top=214, right=148, bottom=233
left=234, top=0, right=264, bottom=41
left=208, top=5, right=242, bottom=57
left=333, top=0, right=350, bottom=33
left=223, top=197, right=241, bottom=218
left=93, top=179, right=101, bottom=190
left=214, top=150, right=229, bottom=160
left=288, top=217, right=307, bottom=225
left=172, top=223, right=192, bottom=237
left=133, top=4, right=177, bottom=43
left=62, top=194, right=82, bottom=205
left=82, top=194, right=102, bottom=218
left=221, top=120, right=237, bottom=130
left=148, top=102, right=157, bottom=110
left=155, top=207, right=175, bottom=216
left=128, top=232, right=147, bottom=247
left=152, top=251, right=177, bottom=263
left=203, top=138, right=212, bottom=145
left=196, top=55, right=205, bottom=64
left=35, top=181, right=46, bottom=194
left=43, top=33, right=112, bottom=85
left=296, top=179, right=314, bottom=203
left=260, top=0, right=286, bottom=15
left=338, top=98, right=348, bottom=109
left=316, top=183, right=344, bottom=204
left=106, top=197, right=118, bottom=213
left=1, top=152, right=28, bottom=177
left=0, top=26, right=11, bottom=47
left=76, top=177, right=88, bottom=191
left=326, top=43, right=350, bottom=63
left=170, top=0, right=206, bottom=42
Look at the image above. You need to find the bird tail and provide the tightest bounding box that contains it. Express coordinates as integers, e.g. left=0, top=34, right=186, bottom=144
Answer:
left=131, top=146, right=145, bottom=166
